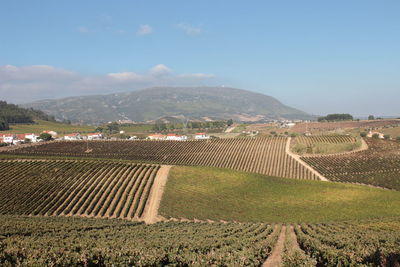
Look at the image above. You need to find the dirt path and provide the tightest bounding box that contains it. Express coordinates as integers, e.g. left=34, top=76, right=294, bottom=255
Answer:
left=288, top=225, right=300, bottom=250
left=286, top=138, right=329, bottom=181
left=225, top=126, right=236, bottom=133
left=263, top=225, right=286, bottom=267
left=142, top=165, right=171, bottom=224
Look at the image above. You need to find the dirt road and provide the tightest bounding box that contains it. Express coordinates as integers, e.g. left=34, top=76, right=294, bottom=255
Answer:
left=263, top=225, right=287, bottom=267
left=141, top=165, right=171, bottom=224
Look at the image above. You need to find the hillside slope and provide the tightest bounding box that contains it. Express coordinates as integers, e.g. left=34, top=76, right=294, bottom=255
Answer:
left=160, top=166, right=400, bottom=222
left=23, top=87, right=313, bottom=124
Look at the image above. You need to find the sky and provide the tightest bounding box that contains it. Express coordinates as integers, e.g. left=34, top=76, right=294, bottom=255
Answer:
left=1, top=0, right=399, bottom=116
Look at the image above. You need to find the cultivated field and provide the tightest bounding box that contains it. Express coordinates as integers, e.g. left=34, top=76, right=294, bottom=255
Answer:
left=0, top=160, right=160, bottom=220
left=1, top=215, right=399, bottom=266
left=291, top=135, right=361, bottom=155
left=291, top=119, right=400, bottom=133
left=1, top=120, right=95, bottom=135
left=3, top=137, right=319, bottom=179
left=159, top=166, right=400, bottom=222
left=302, top=139, right=400, bottom=190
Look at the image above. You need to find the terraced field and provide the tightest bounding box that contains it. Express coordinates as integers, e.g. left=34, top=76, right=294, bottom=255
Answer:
left=0, top=160, right=160, bottom=220
left=3, top=137, right=319, bottom=180
left=302, top=139, right=400, bottom=190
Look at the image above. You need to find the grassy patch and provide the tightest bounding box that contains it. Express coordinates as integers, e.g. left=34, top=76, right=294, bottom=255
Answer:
left=292, top=141, right=361, bottom=155
left=1, top=120, right=95, bottom=135
left=160, top=166, right=400, bottom=223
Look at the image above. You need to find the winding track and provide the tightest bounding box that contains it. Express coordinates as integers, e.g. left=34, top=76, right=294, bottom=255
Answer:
left=285, top=138, right=329, bottom=181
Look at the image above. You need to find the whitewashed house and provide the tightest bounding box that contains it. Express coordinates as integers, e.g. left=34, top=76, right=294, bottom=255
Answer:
left=166, top=133, right=188, bottom=141
left=195, top=133, right=210, bottom=140
left=87, top=133, right=103, bottom=140
left=147, top=134, right=166, bottom=140
left=24, top=133, right=39, bottom=143
left=2, top=134, right=15, bottom=144
left=64, top=133, right=82, bottom=141
left=367, top=131, right=384, bottom=139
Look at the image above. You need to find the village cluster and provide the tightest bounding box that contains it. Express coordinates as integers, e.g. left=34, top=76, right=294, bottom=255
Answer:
left=0, top=131, right=211, bottom=146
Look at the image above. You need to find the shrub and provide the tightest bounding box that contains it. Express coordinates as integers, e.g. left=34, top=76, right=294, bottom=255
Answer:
left=360, top=132, right=367, bottom=138
left=372, top=133, right=380, bottom=139
left=384, top=135, right=391, bottom=140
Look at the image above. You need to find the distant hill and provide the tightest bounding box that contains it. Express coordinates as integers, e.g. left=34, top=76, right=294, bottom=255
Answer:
left=0, top=100, right=55, bottom=130
left=23, top=87, right=314, bottom=124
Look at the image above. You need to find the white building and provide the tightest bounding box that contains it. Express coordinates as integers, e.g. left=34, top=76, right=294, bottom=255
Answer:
left=367, top=131, right=385, bottom=139
left=24, top=133, right=39, bottom=143
left=147, top=134, right=166, bottom=140
left=194, top=133, right=210, bottom=140
left=1, top=134, right=15, bottom=144
left=87, top=133, right=103, bottom=140
left=64, top=133, right=82, bottom=141
left=166, top=133, right=187, bottom=141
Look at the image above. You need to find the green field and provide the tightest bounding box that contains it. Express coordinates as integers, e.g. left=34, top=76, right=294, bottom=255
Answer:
left=1, top=120, right=95, bottom=135
left=160, top=166, right=400, bottom=223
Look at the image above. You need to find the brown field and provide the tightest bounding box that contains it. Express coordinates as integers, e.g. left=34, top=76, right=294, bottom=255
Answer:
left=2, top=137, right=319, bottom=180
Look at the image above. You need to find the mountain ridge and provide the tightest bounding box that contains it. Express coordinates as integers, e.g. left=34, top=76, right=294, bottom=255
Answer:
left=23, top=86, right=314, bottom=124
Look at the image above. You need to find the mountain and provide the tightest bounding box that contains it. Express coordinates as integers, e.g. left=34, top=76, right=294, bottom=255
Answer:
left=0, top=100, right=56, bottom=130
left=22, top=87, right=314, bottom=124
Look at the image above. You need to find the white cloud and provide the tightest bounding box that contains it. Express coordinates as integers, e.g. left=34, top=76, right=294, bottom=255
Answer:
left=136, top=24, right=153, bottom=36
left=176, top=23, right=203, bottom=35
left=0, top=64, right=216, bottom=103
left=77, top=26, right=90, bottom=33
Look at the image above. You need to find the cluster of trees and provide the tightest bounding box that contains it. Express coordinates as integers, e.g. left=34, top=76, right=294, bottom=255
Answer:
left=153, top=120, right=229, bottom=132
left=0, top=101, right=56, bottom=131
left=318, top=114, right=353, bottom=122
left=95, top=122, right=120, bottom=135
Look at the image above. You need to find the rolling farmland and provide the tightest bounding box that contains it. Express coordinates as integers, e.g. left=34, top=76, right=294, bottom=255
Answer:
left=0, top=160, right=160, bottom=220
left=302, top=139, right=400, bottom=190
left=4, top=137, right=319, bottom=180
left=160, top=166, right=400, bottom=222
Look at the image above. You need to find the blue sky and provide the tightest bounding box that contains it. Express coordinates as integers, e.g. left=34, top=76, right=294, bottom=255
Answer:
left=1, top=0, right=399, bottom=116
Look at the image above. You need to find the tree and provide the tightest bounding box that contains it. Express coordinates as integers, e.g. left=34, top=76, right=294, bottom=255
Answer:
left=360, top=132, right=367, bottom=138
left=368, top=115, right=375, bottom=120
left=318, top=114, right=353, bottom=122
left=0, top=118, right=9, bottom=131
left=397, top=136, right=400, bottom=142
left=384, top=134, right=391, bottom=140
left=372, top=133, right=380, bottom=139
left=39, top=133, right=52, bottom=141
left=227, top=119, right=233, bottom=126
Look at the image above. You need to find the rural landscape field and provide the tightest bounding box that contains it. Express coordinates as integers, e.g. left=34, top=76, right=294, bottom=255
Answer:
left=2, top=1, right=400, bottom=266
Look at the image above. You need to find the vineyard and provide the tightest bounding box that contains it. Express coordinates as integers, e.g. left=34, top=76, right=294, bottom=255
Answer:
left=294, top=219, right=400, bottom=266
left=291, top=135, right=361, bottom=155
left=291, top=119, right=400, bottom=133
left=1, top=215, right=399, bottom=266
left=160, top=166, right=400, bottom=222
left=0, top=160, right=160, bottom=220
left=294, top=135, right=356, bottom=146
left=0, top=215, right=279, bottom=266
left=3, top=137, right=319, bottom=180
left=302, top=139, right=400, bottom=190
